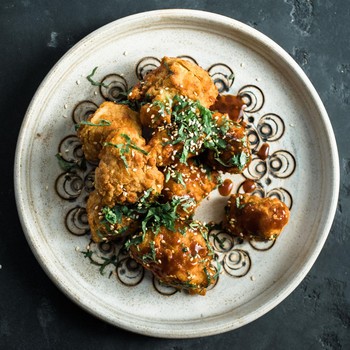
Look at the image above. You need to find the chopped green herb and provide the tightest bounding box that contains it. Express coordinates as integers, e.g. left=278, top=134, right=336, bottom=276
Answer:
left=214, top=151, right=249, bottom=170
left=141, top=241, right=157, bottom=263
left=236, top=196, right=245, bottom=210
left=161, top=95, right=231, bottom=164
left=86, top=66, right=109, bottom=88
left=212, top=260, right=222, bottom=280
left=75, top=119, right=111, bottom=130
left=152, top=98, right=173, bottom=117
left=164, top=168, right=186, bottom=187
left=124, top=233, right=145, bottom=250
left=81, top=249, right=119, bottom=276
left=165, top=171, right=171, bottom=183
left=203, top=267, right=212, bottom=285
left=55, top=153, right=86, bottom=172
left=120, top=134, right=149, bottom=155
left=104, top=133, right=148, bottom=169
left=121, top=194, right=195, bottom=250
left=101, top=206, right=121, bottom=225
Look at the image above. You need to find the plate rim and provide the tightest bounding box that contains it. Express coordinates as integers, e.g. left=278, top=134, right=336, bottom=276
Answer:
left=14, top=9, right=340, bottom=338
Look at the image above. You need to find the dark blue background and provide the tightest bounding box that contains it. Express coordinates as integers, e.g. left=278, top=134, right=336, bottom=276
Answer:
left=1, top=1, right=349, bottom=349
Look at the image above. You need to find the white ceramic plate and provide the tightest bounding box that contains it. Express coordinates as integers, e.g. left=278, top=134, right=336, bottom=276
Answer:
left=15, top=10, right=339, bottom=338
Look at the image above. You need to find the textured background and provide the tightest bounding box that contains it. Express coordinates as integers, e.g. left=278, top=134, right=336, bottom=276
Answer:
left=1, top=0, right=349, bottom=349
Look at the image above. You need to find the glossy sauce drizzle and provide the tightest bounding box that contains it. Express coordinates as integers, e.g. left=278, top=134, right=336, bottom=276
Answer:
left=242, top=179, right=256, bottom=193
left=257, top=143, right=270, bottom=160
left=219, top=179, right=233, bottom=196
left=210, top=94, right=245, bottom=121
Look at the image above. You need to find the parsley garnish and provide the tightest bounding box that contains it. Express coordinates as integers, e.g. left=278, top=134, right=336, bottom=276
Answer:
left=214, top=152, right=249, bottom=170
left=114, top=194, right=195, bottom=250
left=141, top=241, right=157, bottom=263
left=55, top=153, right=86, bottom=172
left=86, top=66, right=109, bottom=88
left=164, top=168, right=186, bottom=187
left=75, top=119, right=111, bottom=131
left=152, top=97, right=173, bottom=117
left=104, top=134, right=149, bottom=169
left=161, top=95, right=231, bottom=164
left=235, top=196, right=245, bottom=209
left=81, top=250, right=119, bottom=276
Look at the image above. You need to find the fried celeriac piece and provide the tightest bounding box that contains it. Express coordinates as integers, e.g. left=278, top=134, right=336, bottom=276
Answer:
left=162, top=160, right=220, bottom=218
left=86, top=190, right=139, bottom=243
left=127, top=221, right=217, bottom=295
left=77, top=102, right=141, bottom=162
left=224, top=194, right=290, bottom=240
left=94, top=127, right=164, bottom=207
left=129, top=57, right=218, bottom=128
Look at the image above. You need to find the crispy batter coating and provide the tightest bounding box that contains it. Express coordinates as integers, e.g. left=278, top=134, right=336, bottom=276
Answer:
left=128, top=221, right=217, bottom=295
left=207, top=113, right=251, bottom=174
left=224, top=194, right=290, bottom=240
left=94, top=127, right=164, bottom=206
left=129, top=57, right=218, bottom=128
left=162, top=160, right=220, bottom=218
left=86, top=190, right=139, bottom=243
left=147, top=128, right=185, bottom=167
left=77, top=102, right=141, bottom=162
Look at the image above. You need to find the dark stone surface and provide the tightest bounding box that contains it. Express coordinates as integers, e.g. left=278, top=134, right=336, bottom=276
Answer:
left=1, top=0, right=349, bottom=349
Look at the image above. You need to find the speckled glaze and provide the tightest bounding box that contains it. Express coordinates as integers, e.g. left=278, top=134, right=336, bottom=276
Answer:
left=14, top=10, right=339, bottom=338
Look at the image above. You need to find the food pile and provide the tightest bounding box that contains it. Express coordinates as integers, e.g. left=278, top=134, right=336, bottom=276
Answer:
left=76, top=57, right=290, bottom=295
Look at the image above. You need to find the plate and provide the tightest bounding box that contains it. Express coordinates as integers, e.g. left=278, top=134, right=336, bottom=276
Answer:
left=14, top=10, right=339, bottom=338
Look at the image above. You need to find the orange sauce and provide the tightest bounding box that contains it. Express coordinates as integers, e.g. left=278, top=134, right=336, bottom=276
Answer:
left=242, top=179, right=256, bottom=193
left=257, top=143, right=270, bottom=160
left=219, top=179, right=233, bottom=196
left=210, top=94, right=245, bottom=122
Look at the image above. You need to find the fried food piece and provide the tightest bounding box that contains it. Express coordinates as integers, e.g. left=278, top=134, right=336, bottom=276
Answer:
left=77, top=102, right=141, bottom=162
left=207, top=113, right=251, bottom=174
left=94, top=127, right=164, bottom=206
left=128, top=221, right=217, bottom=295
left=162, top=160, right=220, bottom=218
left=147, top=128, right=185, bottom=167
left=86, top=190, right=139, bottom=242
left=224, top=194, right=290, bottom=240
left=129, top=57, right=218, bottom=128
